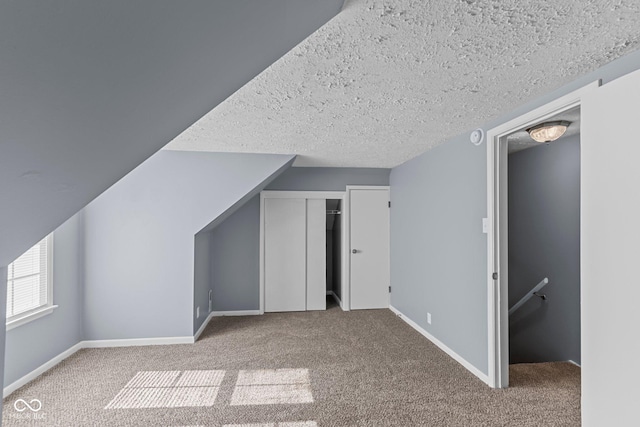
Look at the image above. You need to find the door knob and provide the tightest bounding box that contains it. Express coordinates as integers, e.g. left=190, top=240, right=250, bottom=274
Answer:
left=352, top=249, right=358, bottom=254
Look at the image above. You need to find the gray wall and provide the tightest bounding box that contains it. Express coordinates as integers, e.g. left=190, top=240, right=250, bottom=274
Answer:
left=390, top=138, right=488, bottom=372
left=389, top=49, right=640, bottom=377
left=82, top=151, right=293, bottom=340
left=508, top=135, right=581, bottom=364
left=0, top=0, right=343, bottom=271
left=266, top=167, right=390, bottom=191
left=0, top=0, right=342, bottom=398
left=194, top=231, right=213, bottom=332
left=210, top=196, right=262, bottom=312
left=210, top=167, right=390, bottom=311
left=4, top=213, right=85, bottom=387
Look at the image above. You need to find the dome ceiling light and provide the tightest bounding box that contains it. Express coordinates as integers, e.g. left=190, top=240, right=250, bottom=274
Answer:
left=527, top=121, right=571, bottom=143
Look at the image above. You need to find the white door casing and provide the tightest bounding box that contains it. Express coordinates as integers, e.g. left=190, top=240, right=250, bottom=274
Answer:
left=486, top=81, right=599, bottom=389
left=349, top=186, right=391, bottom=310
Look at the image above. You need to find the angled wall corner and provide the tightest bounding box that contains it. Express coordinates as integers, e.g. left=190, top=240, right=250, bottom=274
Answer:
left=193, top=156, right=295, bottom=334
left=81, top=151, right=294, bottom=341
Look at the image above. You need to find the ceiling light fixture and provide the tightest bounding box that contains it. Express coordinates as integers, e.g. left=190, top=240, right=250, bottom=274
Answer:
left=527, top=121, right=571, bottom=143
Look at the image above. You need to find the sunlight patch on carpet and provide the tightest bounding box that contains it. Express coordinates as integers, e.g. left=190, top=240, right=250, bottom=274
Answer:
left=106, top=370, right=225, bottom=409
left=231, top=369, right=314, bottom=406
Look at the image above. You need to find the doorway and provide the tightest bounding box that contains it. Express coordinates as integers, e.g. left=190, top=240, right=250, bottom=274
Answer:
left=486, top=81, right=598, bottom=388
left=506, top=108, right=581, bottom=366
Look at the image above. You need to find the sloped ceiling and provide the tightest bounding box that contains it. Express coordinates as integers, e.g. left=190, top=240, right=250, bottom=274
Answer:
left=166, top=0, right=640, bottom=167
left=0, top=0, right=343, bottom=267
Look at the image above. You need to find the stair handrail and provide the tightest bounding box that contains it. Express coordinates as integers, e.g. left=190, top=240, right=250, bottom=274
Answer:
left=508, top=277, right=549, bottom=316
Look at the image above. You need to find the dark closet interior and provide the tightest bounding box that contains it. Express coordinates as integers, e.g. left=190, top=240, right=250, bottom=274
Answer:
left=326, top=199, right=342, bottom=303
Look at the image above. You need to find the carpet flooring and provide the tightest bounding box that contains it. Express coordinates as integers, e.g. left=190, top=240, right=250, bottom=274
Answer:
left=2, top=300, right=580, bottom=426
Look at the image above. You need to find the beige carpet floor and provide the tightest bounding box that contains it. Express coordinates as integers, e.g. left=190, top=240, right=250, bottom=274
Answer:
left=2, top=300, right=580, bottom=426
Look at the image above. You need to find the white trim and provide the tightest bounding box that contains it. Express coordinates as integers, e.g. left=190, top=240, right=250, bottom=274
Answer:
left=3, top=341, right=84, bottom=398
left=390, top=305, right=489, bottom=384
left=259, top=193, right=266, bottom=314
left=6, top=305, right=58, bottom=331
left=82, top=336, right=194, bottom=348
left=193, top=312, right=215, bottom=341
left=211, top=310, right=261, bottom=317
left=3, top=335, right=196, bottom=398
left=260, top=190, right=347, bottom=313
left=486, top=80, right=599, bottom=389
left=568, top=359, right=581, bottom=368
left=342, top=189, right=351, bottom=311
left=389, top=305, right=489, bottom=384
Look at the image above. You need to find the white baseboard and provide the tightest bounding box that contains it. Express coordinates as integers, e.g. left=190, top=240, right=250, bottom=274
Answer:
left=568, top=359, right=581, bottom=367
left=211, top=310, right=261, bottom=317
left=194, top=312, right=215, bottom=342
left=83, top=336, right=194, bottom=348
left=4, top=336, right=195, bottom=397
left=389, top=305, right=489, bottom=385
left=4, top=342, right=84, bottom=397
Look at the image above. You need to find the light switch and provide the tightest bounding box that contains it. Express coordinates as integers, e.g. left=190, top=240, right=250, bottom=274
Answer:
left=482, top=218, right=489, bottom=234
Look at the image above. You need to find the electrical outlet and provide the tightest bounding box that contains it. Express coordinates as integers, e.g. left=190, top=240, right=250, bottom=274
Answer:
left=196, top=306, right=200, bottom=319
left=427, top=312, right=432, bottom=324
left=209, top=290, right=213, bottom=312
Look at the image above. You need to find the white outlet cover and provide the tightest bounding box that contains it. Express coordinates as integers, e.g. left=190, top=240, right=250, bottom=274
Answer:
left=482, top=218, right=489, bottom=234
left=196, top=306, right=200, bottom=318
left=427, top=313, right=432, bottom=324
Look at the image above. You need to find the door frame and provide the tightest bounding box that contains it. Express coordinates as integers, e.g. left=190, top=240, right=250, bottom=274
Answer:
left=486, top=81, right=599, bottom=388
left=260, top=191, right=347, bottom=314
left=346, top=185, right=391, bottom=310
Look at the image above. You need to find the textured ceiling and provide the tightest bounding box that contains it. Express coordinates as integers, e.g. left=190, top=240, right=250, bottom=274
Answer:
left=165, top=0, right=640, bottom=167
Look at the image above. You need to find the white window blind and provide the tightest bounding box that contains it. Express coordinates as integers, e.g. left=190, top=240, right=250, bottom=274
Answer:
left=6, top=236, right=51, bottom=321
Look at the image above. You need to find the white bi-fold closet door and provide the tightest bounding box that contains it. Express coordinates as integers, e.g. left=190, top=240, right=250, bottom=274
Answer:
left=263, top=197, right=326, bottom=312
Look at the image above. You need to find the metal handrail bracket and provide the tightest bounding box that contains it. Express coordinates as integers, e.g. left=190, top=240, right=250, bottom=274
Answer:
left=508, top=277, right=550, bottom=316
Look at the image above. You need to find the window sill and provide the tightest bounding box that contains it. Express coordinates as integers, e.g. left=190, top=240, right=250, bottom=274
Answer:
left=6, top=305, right=58, bottom=331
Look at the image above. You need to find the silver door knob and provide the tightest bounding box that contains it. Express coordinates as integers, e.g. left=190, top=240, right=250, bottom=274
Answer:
left=352, top=249, right=358, bottom=254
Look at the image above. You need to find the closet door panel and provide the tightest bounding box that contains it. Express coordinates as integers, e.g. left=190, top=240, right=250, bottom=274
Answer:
left=264, top=198, right=306, bottom=312
left=306, top=199, right=326, bottom=311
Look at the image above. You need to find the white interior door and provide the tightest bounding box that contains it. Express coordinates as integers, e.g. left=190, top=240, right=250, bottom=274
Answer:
left=264, top=198, right=306, bottom=312
left=306, top=199, right=326, bottom=311
left=581, top=69, right=640, bottom=426
left=350, top=188, right=390, bottom=310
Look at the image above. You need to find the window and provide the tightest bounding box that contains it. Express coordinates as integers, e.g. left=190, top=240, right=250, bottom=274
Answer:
left=6, top=234, right=55, bottom=329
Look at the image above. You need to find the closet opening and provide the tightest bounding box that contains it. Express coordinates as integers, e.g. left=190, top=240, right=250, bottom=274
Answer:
left=326, top=199, right=342, bottom=308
